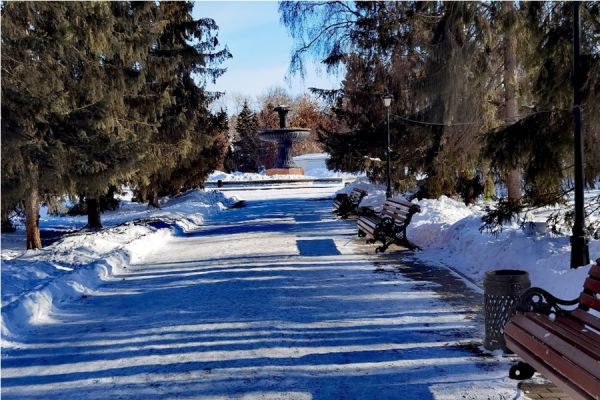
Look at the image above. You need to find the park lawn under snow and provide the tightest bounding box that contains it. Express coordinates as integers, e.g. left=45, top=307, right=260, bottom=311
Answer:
left=340, top=178, right=600, bottom=299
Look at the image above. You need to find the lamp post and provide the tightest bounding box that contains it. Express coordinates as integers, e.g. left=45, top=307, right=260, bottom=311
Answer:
left=570, top=1, right=590, bottom=268
left=383, top=94, right=393, bottom=199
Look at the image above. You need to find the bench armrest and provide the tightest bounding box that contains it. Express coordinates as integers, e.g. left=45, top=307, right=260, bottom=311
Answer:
left=517, top=287, right=580, bottom=316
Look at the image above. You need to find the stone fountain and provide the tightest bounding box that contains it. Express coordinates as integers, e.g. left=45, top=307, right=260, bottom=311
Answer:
left=259, top=105, right=310, bottom=176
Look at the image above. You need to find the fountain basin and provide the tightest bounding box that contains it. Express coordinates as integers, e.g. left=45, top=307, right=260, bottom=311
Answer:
left=258, top=106, right=311, bottom=175
left=258, top=128, right=311, bottom=143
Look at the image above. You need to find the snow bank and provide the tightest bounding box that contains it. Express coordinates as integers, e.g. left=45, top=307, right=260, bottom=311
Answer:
left=344, top=180, right=600, bottom=299
left=408, top=196, right=599, bottom=299
left=1, top=189, right=235, bottom=342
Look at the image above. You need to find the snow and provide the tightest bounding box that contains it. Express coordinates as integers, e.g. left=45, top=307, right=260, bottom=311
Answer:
left=207, top=152, right=363, bottom=181
left=2, top=184, right=522, bottom=399
left=7, top=180, right=595, bottom=398
left=340, top=180, right=600, bottom=299
left=1, top=189, right=237, bottom=340
left=407, top=195, right=598, bottom=299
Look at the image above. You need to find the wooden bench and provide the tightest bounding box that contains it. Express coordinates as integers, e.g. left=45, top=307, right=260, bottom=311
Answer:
left=333, top=188, right=368, bottom=219
left=504, top=259, right=600, bottom=400
left=356, top=197, right=421, bottom=253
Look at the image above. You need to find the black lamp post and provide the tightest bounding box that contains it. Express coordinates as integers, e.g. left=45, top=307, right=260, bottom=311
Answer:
left=570, top=1, right=590, bottom=268
left=383, top=94, right=393, bottom=198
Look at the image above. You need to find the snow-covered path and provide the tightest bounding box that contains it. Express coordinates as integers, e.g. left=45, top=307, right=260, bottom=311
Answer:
left=2, top=186, right=516, bottom=399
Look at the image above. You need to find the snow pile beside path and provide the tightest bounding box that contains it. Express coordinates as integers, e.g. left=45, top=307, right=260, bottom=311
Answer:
left=153, top=189, right=237, bottom=233
left=408, top=196, right=474, bottom=249
left=1, top=224, right=169, bottom=342
left=406, top=196, right=598, bottom=299
left=1, top=189, right=235, bottom=341
left=345, top=180, right=599, bottom=299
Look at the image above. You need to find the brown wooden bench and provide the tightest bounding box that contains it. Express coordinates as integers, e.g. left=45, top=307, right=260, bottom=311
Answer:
left=504, top=258, right=600, bottom=400
left=333, top=188, right=368, bottom=219
left=356, top=197, right=421, bottom=253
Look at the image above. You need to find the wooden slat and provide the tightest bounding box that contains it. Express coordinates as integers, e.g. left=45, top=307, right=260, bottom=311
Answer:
left=382, top=204, right=411, bottom=214
left=511, top=315, right=600, bottom=379
left=357, top=221, right=375, bottom=231
left=505, top=335, right=597, bottom=400
left=387, top=198, right=414, bottom=208
left=589, top=264, right=600, bottom=280
left=555, top=315, right=600, bottom=353
left=583, top=277, right=600, bottom=294
left=572, top=309, right=600, bottom=332
left=505, top=319, right=600, bottom=398
left=357, top=217, right=378, bottom=228
left=579, top=293, right=600, bottom=312
left=381, top=211, right=408, bottom=222
left=526, top=314, right=600, bottom=366
left=382, top=204, right=410, bottom=213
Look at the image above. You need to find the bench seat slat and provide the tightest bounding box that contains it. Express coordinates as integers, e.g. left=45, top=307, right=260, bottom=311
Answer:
left=589, top=265, right=600, bottom=280
left=386, top=198, right=414, bottom=208
left=510, top=315, right=600, bottom=379
left=382, top=207, right=410, bottom=215
left=381, top=212, right=408, bottom=222
left=580, top=293, right=600, bottom=312
left=526, top=314, right=600, bottom=363
left=505, top=318, right=600, bottom=398
left=571, top=309, right=600, bottom=332
left=358, top=218, right=378, bottom=229
left=555, top=315, right=600, bottom=354
left=505, top=335, right=598, bottom=400
left=583, top=277, right=600, bottom=294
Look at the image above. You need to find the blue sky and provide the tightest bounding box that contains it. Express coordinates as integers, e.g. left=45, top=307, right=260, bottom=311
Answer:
left=194, top=1, right=342, bottom=113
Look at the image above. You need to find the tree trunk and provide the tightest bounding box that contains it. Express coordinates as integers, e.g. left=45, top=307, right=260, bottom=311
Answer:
left=503, top=1, right=521, bottom=204
left=86, top=197, right=102, bottom=229
left=148, top=189, right=160, bottom=208
left=1, top=210, right=16, bottom=233
left=24, top=187, right=42, bottom=250
left=482, top=161, right=495, bottom=202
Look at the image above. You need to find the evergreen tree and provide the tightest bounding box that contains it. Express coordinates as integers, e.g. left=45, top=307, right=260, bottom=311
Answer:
left=281, top=1, right=599, bottom=205
left=1, top=1, right=229, bottom=247
left=233, top=101, right=262, bottom=172
left=131, top=1, right=231, bottom=207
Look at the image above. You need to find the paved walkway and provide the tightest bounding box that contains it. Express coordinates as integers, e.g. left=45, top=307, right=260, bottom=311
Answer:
left=2, top=186, right=516, bottom=399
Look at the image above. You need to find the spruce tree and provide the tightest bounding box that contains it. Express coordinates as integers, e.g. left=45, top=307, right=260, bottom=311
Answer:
left=233, top=101, right=262, bottom=172
left=131, top=1, right=231, bottom=206
left=2, top=2, right=158, bottom=245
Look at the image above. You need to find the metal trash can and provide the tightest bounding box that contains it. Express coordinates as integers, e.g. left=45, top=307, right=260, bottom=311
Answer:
left=484, top=269, right=530, bottom=351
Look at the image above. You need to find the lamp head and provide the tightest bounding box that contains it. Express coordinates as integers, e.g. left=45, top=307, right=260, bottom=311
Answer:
left=382, top=94, right=393, bottom=108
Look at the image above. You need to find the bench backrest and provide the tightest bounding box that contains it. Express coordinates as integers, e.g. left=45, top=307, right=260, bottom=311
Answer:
left=349, top=188, right=368, bottom=204
left=381, top=198, right=421, bottom=226
left=579, top=260, right=600, bottom=312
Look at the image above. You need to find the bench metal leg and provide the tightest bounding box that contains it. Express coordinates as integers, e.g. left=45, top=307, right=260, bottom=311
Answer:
left=509, top=362, right=535, bottom=380
left=375, top=239, right=392, bottom=253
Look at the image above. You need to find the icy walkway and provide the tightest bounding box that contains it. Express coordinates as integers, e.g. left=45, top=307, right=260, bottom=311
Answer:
left=2, top=186, right=517, bottom=399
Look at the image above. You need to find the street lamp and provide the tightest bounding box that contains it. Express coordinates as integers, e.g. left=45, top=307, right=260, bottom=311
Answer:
left=382, top=94, right=393, bottom=198
left=570, top=1, right=590, bottom=268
